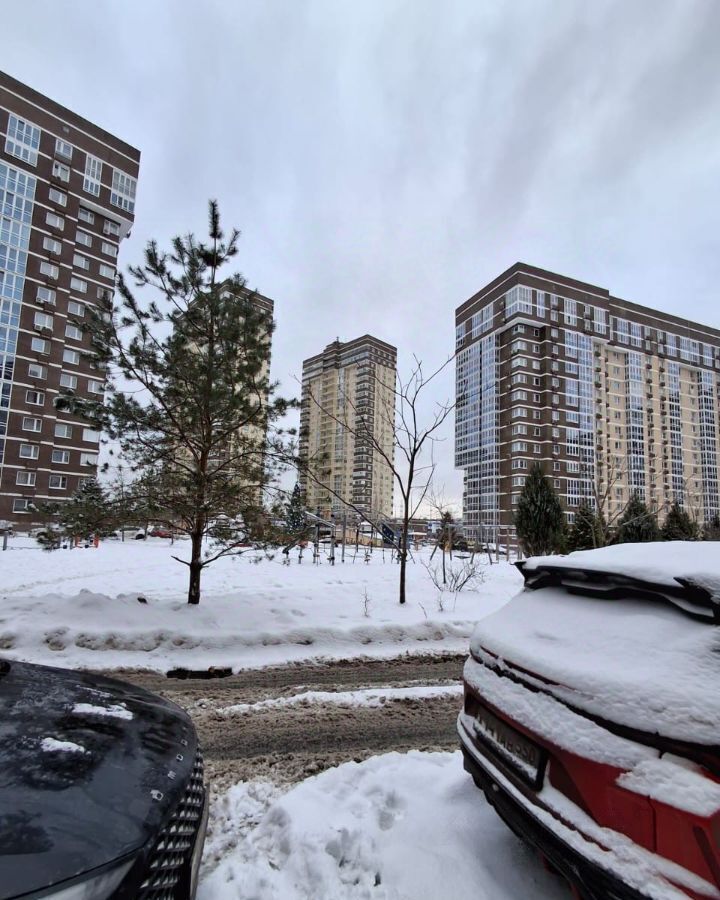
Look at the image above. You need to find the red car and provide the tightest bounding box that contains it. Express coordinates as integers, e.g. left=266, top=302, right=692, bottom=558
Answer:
left=458, top=544, right=719, bottom=900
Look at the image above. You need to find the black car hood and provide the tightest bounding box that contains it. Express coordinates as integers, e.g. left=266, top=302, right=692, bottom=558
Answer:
left=0, top=659, right=197, bottom=896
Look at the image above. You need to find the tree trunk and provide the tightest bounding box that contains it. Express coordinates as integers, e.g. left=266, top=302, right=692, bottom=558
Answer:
left=188, top=531, right=203, bottom=605
left=399, top=500, right=410, bottom=605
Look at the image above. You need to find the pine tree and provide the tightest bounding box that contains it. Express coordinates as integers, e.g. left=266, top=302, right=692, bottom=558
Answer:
left=616, top=492, right=660, bottom=543
left=567, top=500, right=604, bottom=552
left=285, top=483, right=307, bottom=535
left=82, top=202, right=293, bottom=604
left=702, top=513, right=720, bottom=541
left=514, top=464, right=565, bottom=557
left=36, top=479, right=116, bottom=549
left=661, top=502, right=699, bottom=541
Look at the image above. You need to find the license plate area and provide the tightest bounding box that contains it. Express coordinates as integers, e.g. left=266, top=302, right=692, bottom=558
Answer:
left=472, top=702, right=546, bottom=790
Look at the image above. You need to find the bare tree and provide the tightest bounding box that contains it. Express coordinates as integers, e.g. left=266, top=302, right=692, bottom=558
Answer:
left=592, top=453, right=702, bottom=543
left=299, top=356, right=457, bottom=604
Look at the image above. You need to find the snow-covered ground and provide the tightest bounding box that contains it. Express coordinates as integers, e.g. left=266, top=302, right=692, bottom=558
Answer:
left=199, top=750, right=567, bottom=900
left=0, top=537, right=520, bottom=672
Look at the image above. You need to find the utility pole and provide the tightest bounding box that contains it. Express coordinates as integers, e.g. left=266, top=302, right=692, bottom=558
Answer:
left=341, top=511, right=347, bottom=563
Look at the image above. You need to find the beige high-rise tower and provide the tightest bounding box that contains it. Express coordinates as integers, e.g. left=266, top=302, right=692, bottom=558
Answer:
left=299, top=335, right=397, bottom=522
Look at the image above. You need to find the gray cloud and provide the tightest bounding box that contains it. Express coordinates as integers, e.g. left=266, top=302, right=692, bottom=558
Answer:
left=5, top=0, right=720, bottom=511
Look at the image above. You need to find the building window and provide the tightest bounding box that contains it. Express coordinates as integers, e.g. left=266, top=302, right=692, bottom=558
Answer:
left=22, top=416, right=42, bottom=432
left=534, top=445, right=541, bottom=454
left=76, top=230, right=93, bottom=247
left=63, top=348, right=80, bottom=365
left=28, top=363, right=46, bottom=379
left=65, top=324, right=83, bottom=341
left=84, top=155, right=103, bottom=196
left=5, top=115, right=41, bottom=165
left=49, top=187, right=67, bottom=206
left=103, top=219, right=120, bottom=237
left=111, top=169, right=137, bottom=213
left=25, top=390, right=44, bottom=405
left=34, top=311, right=53, bottom=330
left=55, top=138, right=73, bottom=160
left=49, top=474, right=68, bottom=490
left=46, top=212, right=64, bottom=230
left=52, top=160, right=71, bottom=182
left=99, top=263, right=115, bottom=279
left=31, top=337, right=50, bottom=354
left=88, top=379, right=104, bottom=394
left=82, top=428, right=100, bottom=443
left=60, top=373, right=78, bottom=389
left=39, top=261, right=59, bottom=279
left=78, top=207, right=95, bottom=224
left=70, top=277, right=87, bottom=294
left=16, top=471, right=36, bottom=486
left=67, top=301, right=85, bottom=317
left=80, top=452, right=98, bottom=466
left=73, top=253, right=90, bottom=270
left=36, top=286, right=56, bottom=305
left=55, top=423, right=72, bottom=438
left=19, top=444, right=39, bottom=459
left=101, top=241, right=118, bottom=258
left=43, top=236, right=62, bottom=254
left=52, top=449, right=71, bottom=464
left=13, top=499, right=32, bottom=513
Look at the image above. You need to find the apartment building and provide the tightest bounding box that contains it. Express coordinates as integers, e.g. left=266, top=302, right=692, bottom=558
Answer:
left=455, top=263, right=720, bottom=543
left=0, top=71, right=140, bottom=521
left=211, top=282, right=274, bottom=505
left=299, top=335, right=397, bottom=522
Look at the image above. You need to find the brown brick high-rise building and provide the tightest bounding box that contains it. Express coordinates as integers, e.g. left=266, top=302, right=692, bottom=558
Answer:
left=0, top=72, right=140, bottom=521
left=455, top=263, right=720, bottom=543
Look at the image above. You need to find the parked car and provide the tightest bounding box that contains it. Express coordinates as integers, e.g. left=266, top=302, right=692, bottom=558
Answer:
left=457, top=543, right=719, bottom=900
left=1, top=659, right=208, bottom=899
left=149, top=528, right=173, bottom=539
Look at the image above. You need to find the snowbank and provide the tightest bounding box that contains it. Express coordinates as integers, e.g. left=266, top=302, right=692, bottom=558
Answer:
left=199, top=751, right=566, bottom=900
left=217, top=684, right=463, bottom=716
left=0, top=539, right=520, bottom=672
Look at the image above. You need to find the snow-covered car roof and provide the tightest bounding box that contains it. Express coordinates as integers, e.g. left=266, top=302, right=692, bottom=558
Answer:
left=469, top=544, right=720, bottom=747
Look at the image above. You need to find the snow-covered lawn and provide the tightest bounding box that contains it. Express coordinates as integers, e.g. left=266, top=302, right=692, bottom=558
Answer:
left=0, top=537, right=521, bottom=672
left=200, top=750, right=566, bottom=900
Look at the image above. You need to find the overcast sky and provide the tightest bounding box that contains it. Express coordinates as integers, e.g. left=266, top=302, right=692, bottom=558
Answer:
left=5, top=0, right=720, bottom=513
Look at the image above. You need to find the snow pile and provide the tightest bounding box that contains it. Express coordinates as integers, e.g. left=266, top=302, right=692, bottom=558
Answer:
left=0, top=538, right=520, bottom=672
left=468, top=574, right=719, bottom=745
left=40, top=737, right=88, bottom=754
left=72, top=702, right=133, bottom=720
left=617, top=758, right=720, bottom=817
left=199, top=751, right=566, bottom=900
left=218, top=684, right=463, bottom=716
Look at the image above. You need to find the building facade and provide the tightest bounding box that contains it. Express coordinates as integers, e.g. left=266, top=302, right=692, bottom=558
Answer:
left=299, top=335, right=397, bottom=522
left=0, top=71, right=140, bottom=521
left=455, top=263, right=720, bottom=543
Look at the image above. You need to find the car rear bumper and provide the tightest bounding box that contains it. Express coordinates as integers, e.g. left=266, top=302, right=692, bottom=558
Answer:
left=459, top=739, right=653, bottom=900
